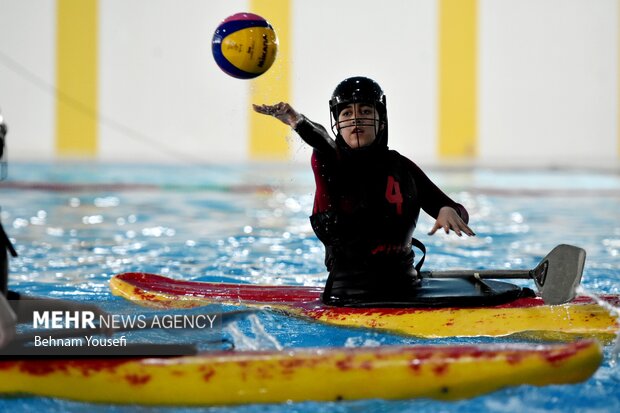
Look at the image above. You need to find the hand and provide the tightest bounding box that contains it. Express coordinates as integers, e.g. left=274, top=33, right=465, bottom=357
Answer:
left=428, top=206, right=476, bottom=237
left=253, top=102, right=303, bottom=128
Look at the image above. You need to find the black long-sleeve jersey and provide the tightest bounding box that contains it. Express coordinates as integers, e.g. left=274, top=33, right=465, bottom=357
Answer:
left=294, top=116, right=469, bottom=304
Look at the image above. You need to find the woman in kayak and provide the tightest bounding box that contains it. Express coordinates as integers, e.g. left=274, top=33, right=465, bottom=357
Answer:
left=254, top=76, right=475, bottom=306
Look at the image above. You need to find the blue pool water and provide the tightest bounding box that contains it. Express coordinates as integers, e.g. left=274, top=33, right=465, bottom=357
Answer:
left=1, top=162, right=619, bottom=412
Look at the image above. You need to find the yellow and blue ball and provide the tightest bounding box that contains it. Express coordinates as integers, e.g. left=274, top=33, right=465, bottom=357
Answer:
left=212, top=13, right=278, bottom=79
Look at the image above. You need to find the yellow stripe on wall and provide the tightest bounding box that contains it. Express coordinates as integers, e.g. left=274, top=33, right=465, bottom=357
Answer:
left=56, top=0, right=98, bottom=158
left=438, top=0, right=477, bottom=158
left=249, top=0, right=291, bottom=160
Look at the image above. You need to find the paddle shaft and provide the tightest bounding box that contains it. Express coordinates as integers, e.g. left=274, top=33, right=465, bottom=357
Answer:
left=420, top=270, right=532, bottom=279
left=420, top=244, right=586, bottom=305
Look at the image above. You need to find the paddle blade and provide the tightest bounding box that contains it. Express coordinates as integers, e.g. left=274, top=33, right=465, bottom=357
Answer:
left=533, top=244, right=586, bottom=305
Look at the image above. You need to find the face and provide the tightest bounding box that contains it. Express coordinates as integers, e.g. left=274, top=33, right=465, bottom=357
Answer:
left=337, top=103, right=380, bottom=149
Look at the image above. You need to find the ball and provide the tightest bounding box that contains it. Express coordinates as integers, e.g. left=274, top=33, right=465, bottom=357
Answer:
left=212, top=13, right=278, bottom=79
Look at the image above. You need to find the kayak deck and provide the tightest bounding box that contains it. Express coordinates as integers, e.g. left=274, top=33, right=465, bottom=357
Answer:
left=111, top=272, right=620, bottom=340
left=0, top=340, right=602, bottom=405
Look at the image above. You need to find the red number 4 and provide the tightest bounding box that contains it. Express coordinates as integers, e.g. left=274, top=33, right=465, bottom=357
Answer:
left=385, top=176, right=403, bottom=215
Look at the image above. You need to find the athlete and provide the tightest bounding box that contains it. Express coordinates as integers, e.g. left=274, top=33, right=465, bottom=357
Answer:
left=0, top=110, right=109, bottom=348
left=254, top=77, right=475, bottom=305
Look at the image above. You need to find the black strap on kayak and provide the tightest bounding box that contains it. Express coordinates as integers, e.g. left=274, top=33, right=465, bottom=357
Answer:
left=411, top=237, right=426, bottom=273
left=410, top=237, right=491, bottom=293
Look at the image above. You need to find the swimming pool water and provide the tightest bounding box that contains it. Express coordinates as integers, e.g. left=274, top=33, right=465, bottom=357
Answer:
left=1, top=162, right=619, bottom=412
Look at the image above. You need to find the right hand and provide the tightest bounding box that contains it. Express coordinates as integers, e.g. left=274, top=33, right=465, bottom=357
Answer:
left=428, top=206, right=476, bottom=237
left=253, top=102, right=302, bottom=128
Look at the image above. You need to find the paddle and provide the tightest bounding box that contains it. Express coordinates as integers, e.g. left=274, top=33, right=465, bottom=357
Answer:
left=419, top=244, right=586, bottom=305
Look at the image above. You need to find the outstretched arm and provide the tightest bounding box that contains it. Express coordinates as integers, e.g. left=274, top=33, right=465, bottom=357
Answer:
left=253, top=102, right=337, bottom=154
left=253, top=102, right=303, bottom=128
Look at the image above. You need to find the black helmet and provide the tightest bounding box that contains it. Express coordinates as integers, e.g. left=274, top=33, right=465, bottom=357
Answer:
left=330, top=77, right=386, bottom=119
left=329, top=77, right=388, bottom=151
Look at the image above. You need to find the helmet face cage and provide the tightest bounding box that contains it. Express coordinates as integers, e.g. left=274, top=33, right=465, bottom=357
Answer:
left=329, top=77, right=387, bottom=145
left=331, top=102, right=383, bottom=138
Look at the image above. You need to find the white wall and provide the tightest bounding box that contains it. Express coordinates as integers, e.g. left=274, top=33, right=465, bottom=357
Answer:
left=0, top=0, right=55, bottom=160
left=479, top=0, right=618, bottom=166
left=98, top=0, right=250, bottom=163
left=290, top=0, right=438, bottom=164
left=0, top=0, right=618, bottom=166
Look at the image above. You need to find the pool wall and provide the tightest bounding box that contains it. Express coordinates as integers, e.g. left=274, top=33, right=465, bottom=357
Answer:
left=0, top=0, right=618, bottom=167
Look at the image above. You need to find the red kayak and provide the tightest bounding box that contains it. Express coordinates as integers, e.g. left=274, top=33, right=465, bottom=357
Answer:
left=111, top=272, right=620, bottom=340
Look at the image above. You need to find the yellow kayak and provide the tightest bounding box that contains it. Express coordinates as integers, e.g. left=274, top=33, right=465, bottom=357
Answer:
left=0, top=340, right=602, bottom=405
left=110, top=272, right=620, bottom=340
